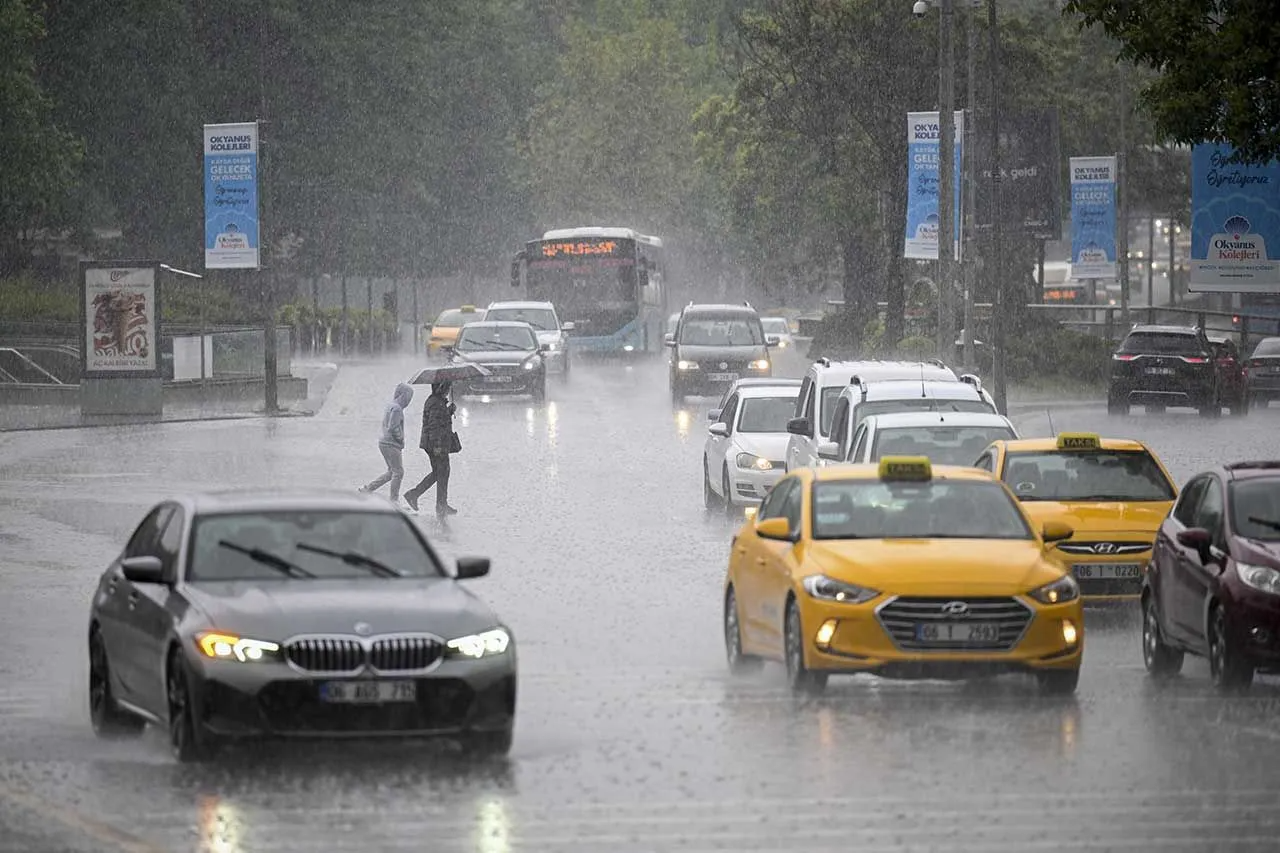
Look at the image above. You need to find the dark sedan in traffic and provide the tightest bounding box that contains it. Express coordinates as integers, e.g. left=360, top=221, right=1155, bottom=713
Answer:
left=445, top=320, right=548, bottom=401
left=88, top=490, right=516, bottom=761
left=1143, top=461, right=1280, bottom=692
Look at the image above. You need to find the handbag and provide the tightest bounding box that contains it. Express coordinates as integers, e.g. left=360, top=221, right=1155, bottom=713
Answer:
left=448, top=431, right=462, bottom=454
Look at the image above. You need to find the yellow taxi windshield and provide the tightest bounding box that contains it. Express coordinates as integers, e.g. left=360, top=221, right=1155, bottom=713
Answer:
left=810, top=480, right=1032, bottom=541
left=1003, top=450, right=1175, bottom=502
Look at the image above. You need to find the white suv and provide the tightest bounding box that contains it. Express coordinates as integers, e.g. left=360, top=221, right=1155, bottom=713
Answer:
left=483, top=301, right=573, bottom=376
left=821, top=410, right=1018, bottom=466
left=817, top=377, right=998, bottom=465
left=783, top=359, right=958, bottom=471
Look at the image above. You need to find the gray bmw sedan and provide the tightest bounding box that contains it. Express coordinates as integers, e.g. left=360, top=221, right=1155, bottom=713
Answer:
left=87, top=490, right=516, bottom=761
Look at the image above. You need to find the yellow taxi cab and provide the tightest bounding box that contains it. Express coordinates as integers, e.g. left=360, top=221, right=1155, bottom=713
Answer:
left=427, top=305, right=480, bottom=354
left=723, top=457, right=1084, bottom=696
left=974, top=432, right=1177, bottom=601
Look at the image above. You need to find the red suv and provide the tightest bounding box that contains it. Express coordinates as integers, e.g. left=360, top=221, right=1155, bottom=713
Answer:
left=1143, top=461, right=1280, bottom=691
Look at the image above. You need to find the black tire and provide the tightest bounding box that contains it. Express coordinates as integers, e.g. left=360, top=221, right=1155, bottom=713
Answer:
left=460, top=728, right=513, bottom=758
left=533, top=379, right=546, bottom=403
left=88, top=628, right=145, bottom=737
left=1199, top=397, right=1221, bottom=418
left=703, top=459, right=720, bottom=510
left=166, top=649, right=216, bottom=762
left=1231, top=393, right=1249, bottom=417
left=562, top=351, right=571, bottom=380
left=1209, top=606, right=1254, bottom=693
left=784, top=599, right=827, bottom=697
left=724, top=587, right=763, bottom=676
left=723, top=468, right=737, bottom=518
left=1107, top=394, right=1127, bottom=416
left=671, top=384, right=683, bottom=406
left=1036, top=668, right=1080, bottom=696
left=1142, top=595, right=1183, bottom=679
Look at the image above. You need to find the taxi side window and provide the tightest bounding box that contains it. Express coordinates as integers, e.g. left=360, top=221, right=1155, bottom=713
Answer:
left=1173, top=477, right=1208, bottom=526
left=759, top=479, right=794, bottom=521
left=156, top=506, right=185, bottom=582
left=1192, top=478, right=1225, bottom=543
left=849, top=425, right=869, bottom=462
left=124, top=505, right=172, bottom=560
left=720, top=394, right=739, bottom=432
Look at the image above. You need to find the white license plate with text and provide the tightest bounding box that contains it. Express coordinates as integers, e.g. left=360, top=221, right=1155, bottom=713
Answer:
left=1144, top=367, right=1176, bottom=376
left=483, top=375, right=513, bottom=383
left=1073, top=562, right=1142, bottom=580
left=915, top=622, right=1000, bottom=643
left=708, top=373, right=739, bottom=382
left=319, top=681, right=417, bottom=704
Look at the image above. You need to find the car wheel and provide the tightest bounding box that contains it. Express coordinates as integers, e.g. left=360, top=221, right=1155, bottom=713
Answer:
left=533, top=379, right=546, bottom=402
left=703, top=459, right=721, bottom=510
left=1232, top=393, right=1249, bottom=416
left=1209, top=605, right=1254, bottom=693
left=724, top=587, right=762, bottom=676
left=1107, top=393, right=1127, bottom=416
left=460, top=728, right=513, bottom=758
left=671, top=384, right=683, bottom=406
left=784, top=598, right=827, bottom=697
left=1199, top=399, right=1221, bottom=418
left=1035, top=668, right=1080, bottom=696
left=722, top=468, right=737, bottom=518
left=88, top=628, right=144, bottom=737
left=562, top=351, right=571, bottom=380
left=1141, top=595, right=1183, bottom=679
left=167, top=649, right=216, bottom=762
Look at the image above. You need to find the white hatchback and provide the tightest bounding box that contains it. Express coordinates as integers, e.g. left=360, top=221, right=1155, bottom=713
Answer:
left=483, top=301, right=574, bottom=376
left=821, top=411, right=1019, bottom=466
left=703, top=383, right=801, bottom=511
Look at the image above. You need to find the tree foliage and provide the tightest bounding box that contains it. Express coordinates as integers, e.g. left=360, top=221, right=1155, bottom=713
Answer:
left=1066, top=0, right=1280, bottom=163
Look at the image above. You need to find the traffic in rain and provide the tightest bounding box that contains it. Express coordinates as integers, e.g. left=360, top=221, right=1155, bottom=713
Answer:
left=4, top=1, right=1280, bottom=852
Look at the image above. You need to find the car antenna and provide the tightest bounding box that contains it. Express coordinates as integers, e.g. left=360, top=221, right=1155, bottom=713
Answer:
left=1046, top=409, right=1056, bottom=437
left=919, top=362, right=926, bottom=398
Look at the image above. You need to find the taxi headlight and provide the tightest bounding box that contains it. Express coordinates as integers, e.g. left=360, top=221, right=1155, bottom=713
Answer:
left=196, top=632, right=279, bottom=663
left=1237, top=563, right=1280, bottom=595
left=677, top=360, right=699, bottom=371
left=802, top=574, right=879, bottom=604
left=1029, top=575, right=1080, bottom=605
left=736, top=452, right=772, bottom=471
left=749, top=359, right=770, bottom=370
left=447, top=628, right=510, bottom=659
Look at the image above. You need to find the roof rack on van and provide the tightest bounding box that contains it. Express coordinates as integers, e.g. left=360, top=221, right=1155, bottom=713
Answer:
left=926, top=358, right=947, bottom=369
left=959, top=373, right=983, bottom=390
left=814, top=357, right=831, bottom=367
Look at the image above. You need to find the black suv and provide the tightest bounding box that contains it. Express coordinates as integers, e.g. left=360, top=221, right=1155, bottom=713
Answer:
left=1108, top=325, right=1219, bottom=417
left=666, top=303, right=776, bottom=404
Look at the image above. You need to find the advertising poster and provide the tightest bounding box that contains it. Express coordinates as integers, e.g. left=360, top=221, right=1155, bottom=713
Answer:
left=204, top=121, right=260, bottom=269
left=973, top=108, right=1062, bottom=238
left=1190, top=144, right=1280, bottom=292
left=904, top=111, right=963, bottom=260
left=81, top=263, right=160, bottom=376
left=1069, top=156, right=1117, bottom=280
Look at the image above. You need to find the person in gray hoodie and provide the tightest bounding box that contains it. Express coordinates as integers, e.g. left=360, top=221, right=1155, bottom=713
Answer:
left=359, top=382, right=414, bottom=501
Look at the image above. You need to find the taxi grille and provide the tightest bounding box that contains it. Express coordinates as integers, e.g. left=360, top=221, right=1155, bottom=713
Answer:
left=876, top=597, right=1032, bottom=652
left=285, top=636, right=445, bottom=674
left=1056, top=541, right=1149, bottom=556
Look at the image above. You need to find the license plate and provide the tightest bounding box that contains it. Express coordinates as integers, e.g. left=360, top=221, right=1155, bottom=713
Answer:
left=1073, top=562, right=1142, bottom=580
left=483, top=375, right=513, bottom=383
left=708, top=372, right=739, bottom=382
left=915, top=622, right=1000, bottom=643
left=1144, top=367, right=1176, bottom=376
left=319, top=681, right=416, bottom=704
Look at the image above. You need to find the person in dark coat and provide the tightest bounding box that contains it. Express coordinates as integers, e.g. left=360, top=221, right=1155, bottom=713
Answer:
left=404, top=381, right=458, bottom=516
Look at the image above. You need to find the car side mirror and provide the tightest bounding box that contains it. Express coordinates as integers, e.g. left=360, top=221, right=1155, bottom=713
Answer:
left=1176, top=527, right=1213, bottom=562
left=786, top=416, right=811, bottom=436
left=455, top=556, right=490, bottom=579
left=120, top=555, right=166, bottom=584
left=708, top=422, right=729, bottom=437
left=765, top=334, right=781, bottom=346
left=707, top=409, right=721, bottom=421
left=664, top=333, right=676, bottom=347
left=539, top=343, right=551, bottom=353
left=561, top=321, right=575, bottom=332
left=755, top=517, right=794, bottom=541
left=817, top=441, right=842, bottom=462
left=1041, top=520, right=1074, bottom=544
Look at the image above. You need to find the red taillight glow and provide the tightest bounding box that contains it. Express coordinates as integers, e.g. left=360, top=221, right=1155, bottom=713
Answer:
left=1179, top=356, right=1209, bottom=364
left=1113, top=354, right=1141, bottom=361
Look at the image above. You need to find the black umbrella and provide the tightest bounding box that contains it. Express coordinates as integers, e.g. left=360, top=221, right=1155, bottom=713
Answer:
left=409, top=362, right=492, bottom=384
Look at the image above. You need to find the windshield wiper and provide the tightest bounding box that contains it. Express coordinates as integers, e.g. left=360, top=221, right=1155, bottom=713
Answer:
left=1248, top=516, right=1280, bottom=532
left=295, top=542, right=402, bottom=578
left=218, top=540, right=315, bottom=578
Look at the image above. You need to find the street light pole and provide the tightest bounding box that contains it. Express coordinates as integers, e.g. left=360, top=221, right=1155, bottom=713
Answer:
left=257, top=4, right=278, bottom=414
left=988, top=0, right=1007, bottom=414
left=936, top=0, right=957, bottom=366
left=962, top=0, right=977, bottom=370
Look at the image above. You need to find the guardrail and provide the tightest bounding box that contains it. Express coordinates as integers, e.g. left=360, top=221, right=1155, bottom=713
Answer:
left=1027, top=304, right=1280, bottom=350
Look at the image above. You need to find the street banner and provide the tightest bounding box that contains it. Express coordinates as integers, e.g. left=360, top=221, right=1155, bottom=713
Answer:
left=904, top=110, right=963, bottom=260
left=80, top=262, right=160, bottom=377
left=1190, top=144, right=1280, bottom=292
left=1069, top=156, right=1117, bottom=280
left=974, top=108, right=1061, bottom=238
left=203, top=121, right=260, bottom=269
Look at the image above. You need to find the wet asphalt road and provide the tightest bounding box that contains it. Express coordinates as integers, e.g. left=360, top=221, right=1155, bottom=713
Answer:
left=4, top=353, right=1280, bottom=852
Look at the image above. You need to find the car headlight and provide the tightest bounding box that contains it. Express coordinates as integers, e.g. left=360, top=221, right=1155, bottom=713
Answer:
left=1237, top=563, right=1280, bottom=595
left=1028, top=575, right=1079, bottom=605
left=801, top=574, right=879, bottom=604
left=677, top=360, right=699, bottom=370
left=446, top=628, right=510, bottom=659
left=196, top=632, right=280, bottom=663
left=523, top=360, right=535, bottom=370
left=736, top=452, right=772, bottom=471
left=750, top=359, right=770, bottom=370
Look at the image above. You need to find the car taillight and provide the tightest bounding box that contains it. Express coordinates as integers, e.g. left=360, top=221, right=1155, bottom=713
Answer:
left=1112, top=354, right=1141, bottom=361
left=1179, top=356, right=1209, bottom=364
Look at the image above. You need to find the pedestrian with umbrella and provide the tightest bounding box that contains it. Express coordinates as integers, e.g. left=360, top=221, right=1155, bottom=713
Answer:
left=404, top=378, right=461, bottom=516
left=359, top=382, right=413, bottom=502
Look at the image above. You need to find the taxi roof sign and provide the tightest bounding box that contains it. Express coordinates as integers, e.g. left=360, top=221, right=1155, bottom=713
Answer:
left=461, top=304, right=477, bottom=312
left=1056, top=432, right=1101, bottom=451
left=878, top=456, right=933, bottom=481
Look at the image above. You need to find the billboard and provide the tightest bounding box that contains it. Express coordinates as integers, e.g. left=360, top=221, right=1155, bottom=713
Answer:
left=80, top=262, right=161, bottom=377
left=203, top=121, right=260, bottom=269
left=904, top=111, right=964, bottom=261
left=1069, top=156, right=1117, bottom=280
left=974, top=108, right=1062, bottom=238
left=1189, top=144, right=1280, bottom=293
